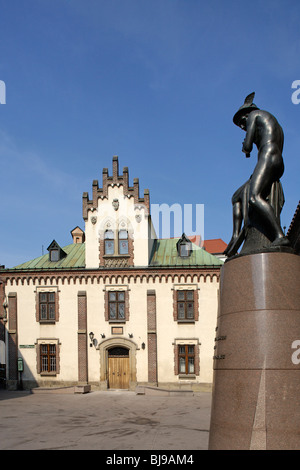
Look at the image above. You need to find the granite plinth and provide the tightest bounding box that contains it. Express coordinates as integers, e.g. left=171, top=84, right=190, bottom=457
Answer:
left=208, top=252, right=300, bottom=450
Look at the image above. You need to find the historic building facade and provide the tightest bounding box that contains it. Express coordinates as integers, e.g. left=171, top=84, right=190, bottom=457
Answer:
left=0, top=156, right=224, bottom=391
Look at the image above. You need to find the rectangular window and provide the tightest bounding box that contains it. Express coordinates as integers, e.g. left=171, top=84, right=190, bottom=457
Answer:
left=50, top=249, right=59, bottom=261
left=178, top=345, right=195, bottom=374
left=180, top=244, right=190, bottom=257
left=105, top=230, right=115, bottom=255
left=118, top=230, right=128, bottom=255
left=177, top=290, right=194, bottom=320
left=39, top=292, right=56, bottom=321
left=40, top=344, right=57, bottom=373
left=108, top=291, right=126, bottom=321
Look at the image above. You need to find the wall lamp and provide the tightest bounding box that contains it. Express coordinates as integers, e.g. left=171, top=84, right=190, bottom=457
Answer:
left=89, top=331, right=95, bottom=347
left=2, top=296, right=8, bottom=323
left=141, top=342, right=145, bottom=350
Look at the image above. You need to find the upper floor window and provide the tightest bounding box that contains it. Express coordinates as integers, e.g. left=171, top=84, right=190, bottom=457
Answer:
left=177, top=291, right=194, bottom=320
left=108, top=291, right=125, bottom=321
left=105, top=230, right=115, bottom=255
left=100, top=224, right=133, bottom=267
left=104, top=229, right=130, bottom=256
left=118, top=230, right=128, bottom=255
left=39, top=292, right=56, bottom=322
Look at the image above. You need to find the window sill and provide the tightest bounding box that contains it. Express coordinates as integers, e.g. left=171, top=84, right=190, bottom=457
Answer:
left=177, top=319, right=195, bottom=324
left=40, top=372, right=57, bottom=377
left=178, top=374, right=196, bottom=380
left=103, top=254, right=130, bottom=258
left=39, top=320, right=56, bottom=325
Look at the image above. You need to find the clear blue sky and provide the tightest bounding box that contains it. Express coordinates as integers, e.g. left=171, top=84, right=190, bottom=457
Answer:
left=0, top=0, right=299, bottom=267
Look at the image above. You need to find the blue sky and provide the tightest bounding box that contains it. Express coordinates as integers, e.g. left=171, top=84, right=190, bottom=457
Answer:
left=0, top=0, right=299, bottom=267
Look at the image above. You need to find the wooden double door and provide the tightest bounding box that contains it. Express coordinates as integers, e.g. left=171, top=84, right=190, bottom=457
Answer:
left=108, top=347, right=130, bottom=389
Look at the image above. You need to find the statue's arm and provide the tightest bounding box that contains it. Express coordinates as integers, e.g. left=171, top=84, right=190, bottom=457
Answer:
left=242, top=113, right=256, bottom=154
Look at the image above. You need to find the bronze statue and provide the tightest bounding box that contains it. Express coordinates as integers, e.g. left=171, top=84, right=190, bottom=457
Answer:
left=224, top=92, right=290, bottom=257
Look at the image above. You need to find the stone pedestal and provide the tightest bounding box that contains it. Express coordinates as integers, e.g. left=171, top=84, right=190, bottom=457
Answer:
left=208, top=252, right=300, bottom=450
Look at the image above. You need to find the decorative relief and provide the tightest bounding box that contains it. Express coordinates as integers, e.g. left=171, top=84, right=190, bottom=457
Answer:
left=104, top=258, right=129, bottom=268
left=135, top=214, right=142, bottom=223
left=91, top=216, right=97, bottom=225
left=112, top=199, right=119, bottom=211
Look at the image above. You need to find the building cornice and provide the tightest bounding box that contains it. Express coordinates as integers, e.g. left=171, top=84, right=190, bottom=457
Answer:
left=0, top=265, right=221, bottom=286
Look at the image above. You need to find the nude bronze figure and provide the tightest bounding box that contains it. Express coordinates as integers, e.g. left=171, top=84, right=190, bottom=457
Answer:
left=224, top=92, right=290, bottom=257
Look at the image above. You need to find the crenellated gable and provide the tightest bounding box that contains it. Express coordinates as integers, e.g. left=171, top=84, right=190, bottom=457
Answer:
left=82, top=156, right=150, bottom=220
left=83, top=156, right=155, bottom=268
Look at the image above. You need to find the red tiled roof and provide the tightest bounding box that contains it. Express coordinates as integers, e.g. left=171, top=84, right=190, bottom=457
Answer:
left=186, top=235, right=201, bottom=246
left=202, top=238, right=227, bottom=254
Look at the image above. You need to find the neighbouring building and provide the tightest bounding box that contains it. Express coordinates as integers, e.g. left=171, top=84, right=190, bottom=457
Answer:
left=0, top=156, right=225, bottom=392
left=287, top=200, right=300, bottom=254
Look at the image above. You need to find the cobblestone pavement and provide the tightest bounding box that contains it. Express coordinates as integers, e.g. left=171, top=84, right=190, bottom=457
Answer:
left=0, top=389, right=211, bottom=451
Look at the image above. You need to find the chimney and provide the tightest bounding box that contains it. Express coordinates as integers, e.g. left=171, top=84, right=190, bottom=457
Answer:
left=70, top=226, right=85, bottom=244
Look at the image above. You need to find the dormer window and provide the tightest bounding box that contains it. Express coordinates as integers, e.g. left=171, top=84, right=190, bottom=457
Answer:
left=50, top=249, right=59, bottom=262
left=180, top=244, right=190, bottom=257
left=177, top=233, right=192, bottom=258
left=47, top=240, right=67, bottom=262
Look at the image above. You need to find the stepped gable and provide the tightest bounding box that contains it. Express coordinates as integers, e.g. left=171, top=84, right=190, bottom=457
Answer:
left=82, top=156, right=150, bottom=220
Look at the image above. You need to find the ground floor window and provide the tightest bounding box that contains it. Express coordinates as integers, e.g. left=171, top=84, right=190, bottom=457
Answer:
left=40, top=344, right=57, bottom=373
left=37, top=341, right=59, bottom=375
left=178, top=345, right=195, bottom=374
left=177, top=290, right=194, bottom=320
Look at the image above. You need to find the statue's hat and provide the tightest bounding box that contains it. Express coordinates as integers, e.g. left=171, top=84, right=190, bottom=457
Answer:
left=233, top=92, right=259, bottom=126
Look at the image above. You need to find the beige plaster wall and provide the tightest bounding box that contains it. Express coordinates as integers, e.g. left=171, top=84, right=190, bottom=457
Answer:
left=85, top=185, right=151, bottom=268
left=155, top=276, right=218, bottom=385
left=7, top=279, right=79, bottom=384
left=6, top=273, right=218, bottom=388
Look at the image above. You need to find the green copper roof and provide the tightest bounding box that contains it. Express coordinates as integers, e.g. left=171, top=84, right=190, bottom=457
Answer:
left=11, top=243, right=85, bottom=270
left=149, top=238, right=223, bottom=267
left=8, top=238, right=222, bottom=271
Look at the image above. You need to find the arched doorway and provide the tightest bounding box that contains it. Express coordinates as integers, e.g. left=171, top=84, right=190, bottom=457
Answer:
left=108, top=347, right=129, bottom=389
left=99, top=338, right=138, bottom=390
